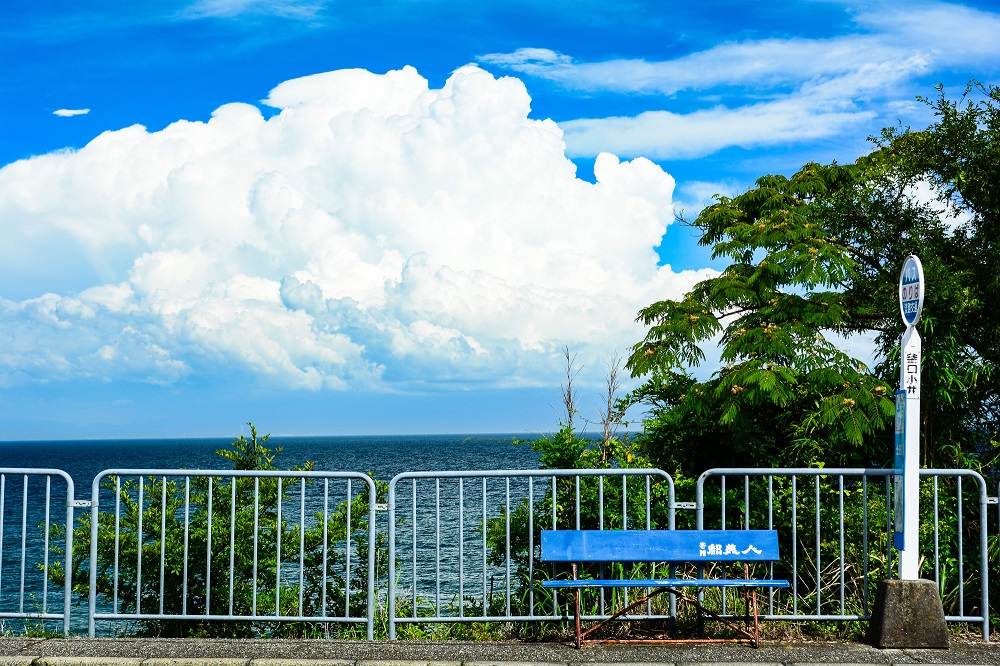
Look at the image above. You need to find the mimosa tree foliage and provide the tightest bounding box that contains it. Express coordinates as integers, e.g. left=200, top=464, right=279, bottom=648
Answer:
left=628, top=83, right=1000, bottom=479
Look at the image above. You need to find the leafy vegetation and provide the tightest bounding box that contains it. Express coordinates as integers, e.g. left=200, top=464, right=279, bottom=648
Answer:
left=627, top=82, right=1000, bottom=481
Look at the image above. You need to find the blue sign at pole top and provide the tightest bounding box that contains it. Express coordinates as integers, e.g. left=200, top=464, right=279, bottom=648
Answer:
left=899, top=255, right=924, bottom=327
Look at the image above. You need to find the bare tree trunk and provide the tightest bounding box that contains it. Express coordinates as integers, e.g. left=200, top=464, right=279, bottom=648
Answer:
left=598, top=351, right=624, bottom=464
left=561, top=345, right=580, bottom=431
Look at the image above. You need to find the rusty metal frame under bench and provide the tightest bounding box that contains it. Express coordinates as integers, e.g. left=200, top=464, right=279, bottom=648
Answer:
left=540, top=529, right=790, bottom=648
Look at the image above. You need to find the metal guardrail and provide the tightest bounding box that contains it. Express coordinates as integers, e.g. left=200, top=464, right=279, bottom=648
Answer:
left=386, top=468, right=675, bottom=640
left=695, top=468, right=992, bottom=640
left=86, top=469, right=377, bottom=638
left=0, top=468, right=74, bottom=636
left=0, top=465, right=994, bottom=640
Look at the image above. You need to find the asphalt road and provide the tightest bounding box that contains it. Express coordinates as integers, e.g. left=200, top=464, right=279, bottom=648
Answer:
left=0, top=638, right=997, bottom=666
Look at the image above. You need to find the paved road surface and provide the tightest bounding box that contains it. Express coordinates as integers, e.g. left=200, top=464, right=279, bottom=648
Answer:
left=0, top=638, right=997, bottom=666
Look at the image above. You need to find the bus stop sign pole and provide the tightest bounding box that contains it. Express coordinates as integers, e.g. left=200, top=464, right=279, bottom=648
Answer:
left=896, top=254, right=923, bottom=580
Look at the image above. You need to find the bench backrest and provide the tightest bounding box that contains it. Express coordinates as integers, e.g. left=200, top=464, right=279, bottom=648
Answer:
left=540, top=529, right=780, bottom=563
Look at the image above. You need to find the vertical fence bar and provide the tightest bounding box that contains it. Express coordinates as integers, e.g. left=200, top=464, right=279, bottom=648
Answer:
left=206, top=477, right=213, bottom=615
left=933, top=476, right=940, bottom=585
left=435, top=478, right=441, bottom=616
left=18, top=477, right=26, bottom=615
left=366, top=475, right=377, bottom=641
left=298, top=478, right=306, bottom=617
left=229, top=477, right=236, bottom=616
left=792, top=475, right=798, bottom=616
left=275, top=477, right=282, bottom=617
left=182, top=476, right=189, bottom=616
left=113, top=476, right=120, bottom=613
left=622, top=475, right=628, bottom=530
left=411, top=480, right=417, bottom=618
left=551, top=476, right=557, bottom=535
left=482, top=478, right=488, bottom=616
left=957, top=475, right=964, bottom=616
left=459, top=478, right=465, bottom=619
left=346, top=478, right=352, bottom=617
left=884, top=477, right=893, bottom=578
left=575, top=476, right=581, bottom=530
left=506, top=477, right=511, bottom=617
left=599, top=475, right=606, bottom=617
left=160, top=478, right=167, bottom=615
left=768, top=474, right=774, bottom=615
left=622, top=474, right=629, bottom=609
left=388, top=477, right=398, bottom=641
left=63, top=475, right=74, bottom=636
left=321, top=478, right=329, bottom=621
left=647, top=475, right=653, bottom=617
left=42, top=477, right=51, bottom=614
left=252, top=477, right=259, bottom=617
left=744, top=475, right=750, bottom=530
left=862, top=475, right=869, bottom=615
left=0, top=475, right=5, bottom=603
left=814, top=475, right=821, bottom=615
left=838, top=475, right=845, bottom=615
left=528, top=477, right=535, bottom=617
left=88, top=475, right=100, bottom=636
left=136, top=476, right=145, bottom=614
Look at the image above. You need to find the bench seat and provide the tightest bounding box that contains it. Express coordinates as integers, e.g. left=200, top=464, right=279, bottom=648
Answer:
left=543, top=578, right=789, bottom=589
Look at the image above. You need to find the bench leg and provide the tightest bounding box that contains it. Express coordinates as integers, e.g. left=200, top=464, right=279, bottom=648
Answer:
left=573, top=564, right=581, bottom=649
left=574, top=588, right=582, bottom=649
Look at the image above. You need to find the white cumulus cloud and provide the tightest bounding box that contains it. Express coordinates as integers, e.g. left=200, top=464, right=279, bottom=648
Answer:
left=0, top=65, right=711, bottom=391
left=53, top=108, right=91, bottom=117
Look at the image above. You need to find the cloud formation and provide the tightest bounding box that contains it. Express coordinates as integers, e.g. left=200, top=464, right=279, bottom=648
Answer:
left=0, top=66, right=709, bottom=391
left=480, top=2, right=1000, bottom=159
left=182, top=0, right=323, bottom=20
left=53, top=108, right=91, bottom=117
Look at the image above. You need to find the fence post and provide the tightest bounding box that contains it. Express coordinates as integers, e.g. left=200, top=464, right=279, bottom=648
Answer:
left=387, top=478, right=397, bottom=640
left=88, top=475, right=101, bottom=637
left=63, top=477, right=75, bottom=636
left=367, top=478, right=377, bottom=641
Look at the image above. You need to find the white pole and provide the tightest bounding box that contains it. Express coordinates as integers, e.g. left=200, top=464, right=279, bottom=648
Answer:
left=898, top=324, right=921, bottom=579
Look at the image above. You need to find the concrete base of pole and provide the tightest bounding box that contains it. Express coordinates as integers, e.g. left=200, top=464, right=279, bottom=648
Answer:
left=868, top=579, right=949, bottom=649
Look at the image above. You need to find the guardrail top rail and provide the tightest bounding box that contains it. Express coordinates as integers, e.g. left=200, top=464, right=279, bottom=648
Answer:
left=87, top=469, right=377, bottom=639
left=0, top=468, right=75, bottom=636
left=386, top=468, right=675, bottom=640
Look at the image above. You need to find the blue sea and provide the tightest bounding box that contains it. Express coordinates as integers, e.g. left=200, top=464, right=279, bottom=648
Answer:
left=0, top=433, right=544, bottom=491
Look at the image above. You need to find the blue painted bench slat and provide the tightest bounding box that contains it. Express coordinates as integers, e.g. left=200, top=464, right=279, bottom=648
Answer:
left=539, top=529, right=788, bottom=647
left=541, top=529, right=780, bottom=563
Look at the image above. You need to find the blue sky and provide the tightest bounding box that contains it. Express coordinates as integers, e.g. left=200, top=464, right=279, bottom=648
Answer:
left=2, top=0, right=999, bottom=440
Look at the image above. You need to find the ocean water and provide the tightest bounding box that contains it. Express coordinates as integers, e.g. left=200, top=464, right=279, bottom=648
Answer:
left=0, top=433, right=544, bottom=490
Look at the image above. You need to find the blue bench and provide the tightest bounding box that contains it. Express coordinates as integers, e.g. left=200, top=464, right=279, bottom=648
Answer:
left=540, top=529, right=789, bottom=647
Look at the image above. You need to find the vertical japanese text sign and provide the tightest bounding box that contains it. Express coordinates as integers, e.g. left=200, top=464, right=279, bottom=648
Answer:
left=893, top=390, right=905, bottom=549
left=896, top=255, right=924, bottom=579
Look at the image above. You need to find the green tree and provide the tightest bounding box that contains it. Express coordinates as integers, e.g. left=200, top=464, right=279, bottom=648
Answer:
left=627, top=82, right=1000, bottom=480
